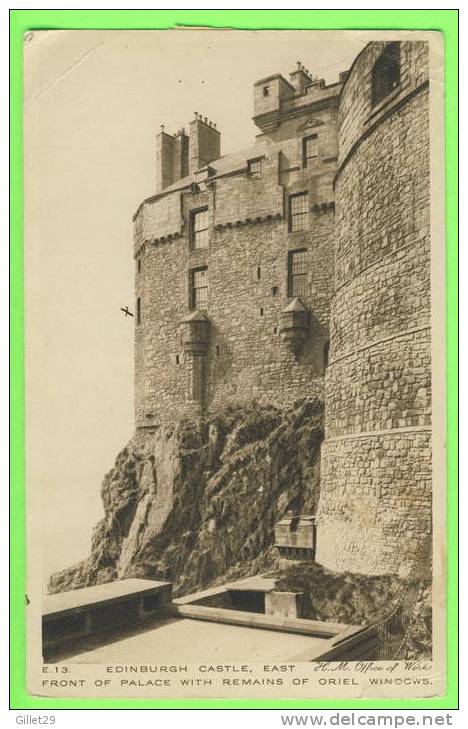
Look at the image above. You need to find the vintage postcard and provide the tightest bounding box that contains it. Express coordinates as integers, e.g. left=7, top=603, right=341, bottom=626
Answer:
left=23, top=28, right=446, bottom=700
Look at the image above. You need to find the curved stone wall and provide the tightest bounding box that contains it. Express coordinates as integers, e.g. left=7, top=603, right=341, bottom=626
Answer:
left=316, top=41, right=432, bottom=576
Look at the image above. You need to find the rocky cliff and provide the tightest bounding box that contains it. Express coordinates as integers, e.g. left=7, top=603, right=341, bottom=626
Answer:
left=49, top=395, right=431, bottom=659
left=49, top=398, right=323, bottom=596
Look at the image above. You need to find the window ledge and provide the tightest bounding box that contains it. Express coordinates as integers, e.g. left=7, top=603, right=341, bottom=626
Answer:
left=281, top=165, right=301, bottom=173
left=303, top=157, right=319, bottom=169
left=366, top=85, right=402, bottom=123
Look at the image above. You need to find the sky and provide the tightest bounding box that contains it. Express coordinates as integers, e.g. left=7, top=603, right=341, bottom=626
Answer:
left=23, top=29, right=364, bottom=581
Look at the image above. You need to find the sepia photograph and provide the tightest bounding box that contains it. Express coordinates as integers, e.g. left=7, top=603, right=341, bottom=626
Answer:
left=23, top=28, right=446, bottom=700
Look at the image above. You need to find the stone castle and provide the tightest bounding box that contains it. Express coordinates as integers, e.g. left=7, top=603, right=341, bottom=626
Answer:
left=132, top=41, right=431, bottom=578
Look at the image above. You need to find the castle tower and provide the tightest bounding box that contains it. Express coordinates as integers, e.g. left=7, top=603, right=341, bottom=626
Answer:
left=316, top=41, right=432, bottom=576
left=134, top=65, right=344, bottom=429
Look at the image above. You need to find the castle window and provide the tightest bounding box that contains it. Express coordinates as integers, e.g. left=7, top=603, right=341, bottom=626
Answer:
left=323, top=340, right=330, bottom=368
left=371, top=42, right=401, bottom=108
left=216, top=345, right=220, bottom=356
left=263, top=86, right=270, bottom=97
left=257, top=266, right=261, bottom=280
left=260, top=307, right=264, bottom=316
left=137, top=258, right=141, bottom=273
left=190, top=267, right=208, bottom=310
left=289, top=192, right=309, bottom=232
left=175, top=354, right=180, bottom=365
left=191, top=207, right=209, bottom=249
left=288, top=249, right=308, bottom=298
left=248, top=158, right=263, bottom=179
left=271, top=286, right=279, bottom=296
left=303, top=135, right=318, bottom=167
left=136, top=296, right=141, bottom=325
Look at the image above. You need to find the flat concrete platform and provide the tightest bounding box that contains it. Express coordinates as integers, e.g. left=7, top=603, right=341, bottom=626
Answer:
left=44, top=579, right=171, bottom=618
left=64, top=616, right=330, bottom=664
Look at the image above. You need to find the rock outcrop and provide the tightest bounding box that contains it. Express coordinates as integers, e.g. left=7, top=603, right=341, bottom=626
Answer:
left=49, top=398, right=323, bottom=596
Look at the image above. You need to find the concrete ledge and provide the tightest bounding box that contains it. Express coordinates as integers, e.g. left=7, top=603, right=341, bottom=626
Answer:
left=43, top=579, right=172, bottom=650
left=173, top=585, right=232, bottom=606
left=168, top=602, right=353, bottom=638
left=173, top=576, right=277, bottom=606
left=44, top=579, right=172, bottom=619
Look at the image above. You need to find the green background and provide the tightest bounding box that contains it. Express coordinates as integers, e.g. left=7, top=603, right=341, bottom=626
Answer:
left=10, top=9, right=458, bottom=711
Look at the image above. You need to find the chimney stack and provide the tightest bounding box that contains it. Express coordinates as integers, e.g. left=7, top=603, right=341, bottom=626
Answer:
left=155, top=115, right=221, bottom=192
left=155, top=127, right=175, bottom=193
left=173, top=127, right=189, bottom=181
left=189, top=112, right=221, bottom=174
left=155, top=125, right=190, bottom=193
left=289, top=62, right=314, bottom=95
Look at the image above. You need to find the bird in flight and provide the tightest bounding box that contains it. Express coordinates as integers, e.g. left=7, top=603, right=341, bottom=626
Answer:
left=121, top=306, right=134, bottom=317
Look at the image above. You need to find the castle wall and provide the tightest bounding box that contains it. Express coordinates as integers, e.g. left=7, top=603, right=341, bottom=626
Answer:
left=213, top=154, right=283, bottom=226
left=206, top=212, right=334, bottom=412
left=135, top=191, right=183, bottom=245
left=338, top=41, right=429, bottom=165
left=134, top=197, right=335, bottom=427
left=316, top=42, right=431, bottom=576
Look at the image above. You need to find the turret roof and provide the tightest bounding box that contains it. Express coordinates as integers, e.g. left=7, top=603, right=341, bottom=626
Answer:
left=283, top=297, right=307, bottom=312
left=181, top=310, right=209, bottom=323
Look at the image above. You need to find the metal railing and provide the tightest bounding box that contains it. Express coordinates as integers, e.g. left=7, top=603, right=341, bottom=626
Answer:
left=373, top=539, right=431, bottom=660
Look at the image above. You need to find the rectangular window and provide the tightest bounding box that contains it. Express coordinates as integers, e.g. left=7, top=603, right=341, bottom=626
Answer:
left=136, top=296, right=141, bottom=325
left=303, top=134, right=318, bottom=167
left=288, top=249, right=308, bottom=298
left=289, top=192, right=309, bottom=232
left=248, top=158, right=263, bottom=179
left=190, top=267, right=208, bottom=310
left=191, top=207, right=209, bottom=249
left=371, top=42, right=401, bottom=108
